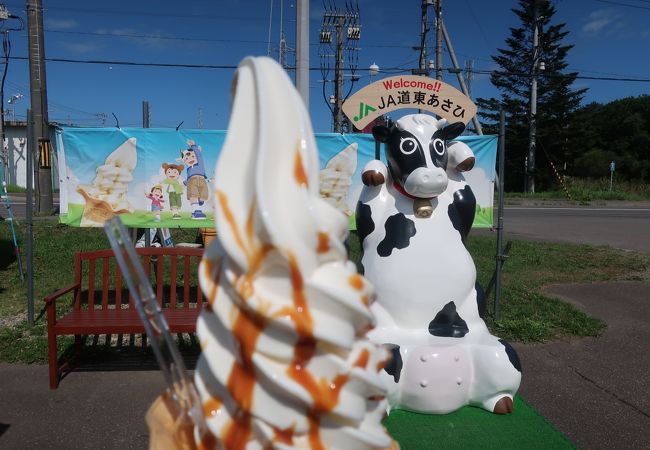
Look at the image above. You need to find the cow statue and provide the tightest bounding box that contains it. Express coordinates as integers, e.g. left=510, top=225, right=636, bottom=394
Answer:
left=357, top=114, right=521, bottom=415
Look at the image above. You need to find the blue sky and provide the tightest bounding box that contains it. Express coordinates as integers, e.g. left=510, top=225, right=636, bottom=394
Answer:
left=1, top=0, right=648, bottom=132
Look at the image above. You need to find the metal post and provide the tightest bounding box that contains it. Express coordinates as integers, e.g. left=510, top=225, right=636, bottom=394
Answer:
left=27, top=0, right=53, bottom=214
left=527, top=2, right=539, bottom=194
left=26, top=109, right=34, bottom=326
left=441, top=20, right=482, bottom=135
left=333, top=16, right=343, bottom=133
left=435, top=0, right=443, bottom=81
left=142, top=101, right=150, bottom=129
left=495, top=109, right=506, bottom=320
left=142, top=101, right=151, bottom=247
left=296, top=0, right=309, bottom=108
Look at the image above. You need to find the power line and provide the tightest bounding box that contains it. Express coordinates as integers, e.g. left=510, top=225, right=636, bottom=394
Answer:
left=44, top=29, right=269, bottom=44
left=6, top=55, right=650, bottom=82
left=4, top=3, right=271, bottom=21
left=594, top=0, right=650, bottom=9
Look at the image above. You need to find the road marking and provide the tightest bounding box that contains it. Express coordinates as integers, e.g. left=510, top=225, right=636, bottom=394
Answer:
left=506, top=207, right=650, bottom=212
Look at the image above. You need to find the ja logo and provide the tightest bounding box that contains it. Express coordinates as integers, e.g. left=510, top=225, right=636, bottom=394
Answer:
left=353, top=102, right=377, bottom=122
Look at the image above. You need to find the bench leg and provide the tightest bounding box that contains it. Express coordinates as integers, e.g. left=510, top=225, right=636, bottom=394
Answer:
left=74, top=334, right=83, bottom=356
left=48, top=328, right=59, bottom=389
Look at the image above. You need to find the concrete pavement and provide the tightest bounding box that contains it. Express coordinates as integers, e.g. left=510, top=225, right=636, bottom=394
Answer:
left=2, top=199, right=650, bottom=448
left=1, top=281, right=650, bottom=449
left=514, top=281, right=650, bottom=449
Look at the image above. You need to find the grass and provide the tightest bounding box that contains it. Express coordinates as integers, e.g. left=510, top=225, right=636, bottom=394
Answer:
left=505, top=177, right=650, bottom=202
left=0, top=219, right=648, bottom=362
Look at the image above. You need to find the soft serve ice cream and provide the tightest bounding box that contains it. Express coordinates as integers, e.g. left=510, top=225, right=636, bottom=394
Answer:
left=194, top=57, right=395, bottom=450
left=77, top=137, right=137, bottom=226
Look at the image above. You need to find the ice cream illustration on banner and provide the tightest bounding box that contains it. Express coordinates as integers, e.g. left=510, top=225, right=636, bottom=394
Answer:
left=76, top=137, right=137, bottom=226
left=194, top=57, right=397, bottom=449
left=319, top=142, right=358, bottom=216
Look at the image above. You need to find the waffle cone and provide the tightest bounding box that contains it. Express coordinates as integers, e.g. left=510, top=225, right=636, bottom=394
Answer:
left=146, top=391, right=197, bottom=450
left=77, top=186, right=130, bottom=226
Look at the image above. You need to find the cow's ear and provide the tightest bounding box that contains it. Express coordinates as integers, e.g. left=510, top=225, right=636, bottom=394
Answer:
left=440, top=122, right=465, bottom=140
left=372, top=125, right=391, bottom=143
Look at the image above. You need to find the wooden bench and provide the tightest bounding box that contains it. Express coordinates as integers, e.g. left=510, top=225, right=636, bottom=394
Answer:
left=44, top=246, right=205, bottom=389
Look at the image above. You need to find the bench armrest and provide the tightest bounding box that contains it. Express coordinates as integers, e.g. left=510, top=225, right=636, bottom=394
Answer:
left=44, top=282, right=80, bottom=306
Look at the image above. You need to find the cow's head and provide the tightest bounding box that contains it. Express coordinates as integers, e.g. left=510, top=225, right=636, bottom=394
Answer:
left=373, top=114, right=465, bottom=198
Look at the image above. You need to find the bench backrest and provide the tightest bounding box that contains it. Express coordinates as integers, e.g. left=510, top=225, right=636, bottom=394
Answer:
left=72, top=247, right=205, bottom=310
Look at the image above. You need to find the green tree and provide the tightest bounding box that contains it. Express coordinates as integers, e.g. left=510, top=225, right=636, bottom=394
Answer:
left=571, top=96, right=650, bottom=182
left=476, top=0, right=586, bottom=192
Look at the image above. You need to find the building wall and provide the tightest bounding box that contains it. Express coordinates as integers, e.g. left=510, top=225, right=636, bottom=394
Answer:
left=3, top=121, right=58, bottom=189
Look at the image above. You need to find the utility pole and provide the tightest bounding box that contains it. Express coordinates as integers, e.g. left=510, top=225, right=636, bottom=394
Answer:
left=527, top=0, right=540, bottom=194
left=27, top=0, right=53, bottom=214
left=334, top=15, right=343, bottom=133
left=295, top=0, right=309, bottom=107
left=418, top=0, right=429, bottom=77
left=319, top=2, right=360, bottom=133
left=435, top=0, right=443, bottom=81
left=441, top=20, right=482, bottom=134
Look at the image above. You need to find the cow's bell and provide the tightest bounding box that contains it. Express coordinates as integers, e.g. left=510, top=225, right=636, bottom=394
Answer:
left=413, top=198, right=433, bottom=218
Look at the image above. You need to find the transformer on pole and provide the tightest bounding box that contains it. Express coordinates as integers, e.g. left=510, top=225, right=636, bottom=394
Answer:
left=319, top=1, right=360, bottom=133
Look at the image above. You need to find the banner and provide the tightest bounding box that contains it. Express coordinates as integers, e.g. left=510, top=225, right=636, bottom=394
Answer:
left=57, top=127, right=496, bottom=229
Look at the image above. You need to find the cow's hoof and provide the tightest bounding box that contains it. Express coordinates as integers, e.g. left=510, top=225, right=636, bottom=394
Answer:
left=362, top=170, right=385, bottom=186
left=493, top=396, right=513, bottom=414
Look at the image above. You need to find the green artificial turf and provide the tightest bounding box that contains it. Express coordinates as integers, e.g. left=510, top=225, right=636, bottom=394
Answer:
left=384, top=396, right=574, bottom=450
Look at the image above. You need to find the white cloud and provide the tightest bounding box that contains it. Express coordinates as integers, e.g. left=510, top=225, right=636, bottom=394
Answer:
left=62, top=42, right=101, bottom=54
left=582, top=10, right=623, bottom=35
left=46, top=18, right=78, bottom=30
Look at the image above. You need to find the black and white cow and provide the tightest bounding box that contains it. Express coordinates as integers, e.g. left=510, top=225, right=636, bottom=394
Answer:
left=357, top=114, right=521, bottom=414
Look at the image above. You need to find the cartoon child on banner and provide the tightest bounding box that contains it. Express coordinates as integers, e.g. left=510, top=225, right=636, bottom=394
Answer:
left=179, top=140, right=209, bottom=220
left=161, top=163, right=184, bottom=219
left=145, top=184, right=165, bottom=222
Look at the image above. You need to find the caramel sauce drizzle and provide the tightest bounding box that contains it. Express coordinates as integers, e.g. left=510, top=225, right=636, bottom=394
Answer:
left=272, top=425, right=296, bottom=445
left=205, top=187, right=360, bottom=449
left=282, top=252, right=353, bottom=449
left=203, top=260, right=222, bottom=306
left=294, top=146, right=309, bottom=188
left=217, top=190, right=248, bottom=257
left=354, top=348, right=370, bottom=369
left=203, top=396, right=223, bottom=418
left=348, top=274, right=364, bottom=290
left=198, top=429, right=218, bottom=450
left=317, top=231, right=330, bottom=254
left=205, top=193, right=271, bottom=449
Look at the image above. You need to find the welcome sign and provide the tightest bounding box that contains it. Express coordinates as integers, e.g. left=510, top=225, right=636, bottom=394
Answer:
left=342, top=75, right=477, bottom=131
left=56, top=127, right=496, bottom=229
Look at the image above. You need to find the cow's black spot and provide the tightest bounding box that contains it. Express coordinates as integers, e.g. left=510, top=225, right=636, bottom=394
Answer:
left=448, top=185, right=476, bottom=243
left=385, top=129, right=427, bottom=188
left=428, top=301, right=469, bottom=338
left=499, top=339, right=521, bottom=372
left=383, top=344, right=402, bottom=383
left=475, top=282, right=486, bottom=319
left=377, top=213, right=416, bottom=257
left=355, top=202, right=375, bottom=245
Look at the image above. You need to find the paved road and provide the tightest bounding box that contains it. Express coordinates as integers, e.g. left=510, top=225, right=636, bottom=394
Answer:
left=472, top=205, right=650, bottom=253
left=4, top=196, right=650, bottom=253
left=0, top=193, right=59, bottom=220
